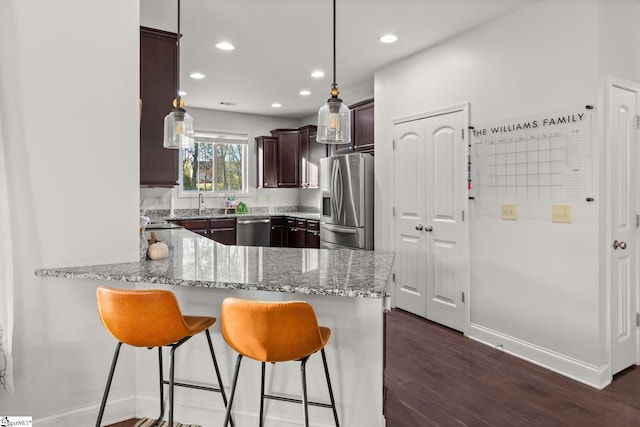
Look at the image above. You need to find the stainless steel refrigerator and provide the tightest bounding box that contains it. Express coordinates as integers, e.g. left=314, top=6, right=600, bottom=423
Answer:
left=320, top=152, right=374, bottom=250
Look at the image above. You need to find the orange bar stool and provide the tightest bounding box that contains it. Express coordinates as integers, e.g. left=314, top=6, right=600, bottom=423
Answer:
left=220, top=297, right=340, bottom=427
left=95, top=286, right=233, bottom=427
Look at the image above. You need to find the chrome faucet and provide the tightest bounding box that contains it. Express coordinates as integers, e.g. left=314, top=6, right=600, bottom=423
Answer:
left=198, top=192, right=206, bottom=215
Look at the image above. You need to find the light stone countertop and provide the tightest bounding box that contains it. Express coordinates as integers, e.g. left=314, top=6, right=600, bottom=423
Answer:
left=165, top=211, right=321, bottom=221
left=35, top=228, right=394, bottom=298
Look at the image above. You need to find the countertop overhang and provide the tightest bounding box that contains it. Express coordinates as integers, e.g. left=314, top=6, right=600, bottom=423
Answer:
left=35, top=228, right=394, bottom=298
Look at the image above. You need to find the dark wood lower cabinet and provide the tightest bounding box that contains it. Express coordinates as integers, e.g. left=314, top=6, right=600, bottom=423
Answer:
left=173, top=216, right=317, bottom=248
left=175, top=219, right=208, bottom=238
left=270, top=217, right=286, bottom=247
left=306, top=220, right=320, bottom=248
left=209, top=218, right=236, bottom=245
left=175, top=218, right=236, bottom=245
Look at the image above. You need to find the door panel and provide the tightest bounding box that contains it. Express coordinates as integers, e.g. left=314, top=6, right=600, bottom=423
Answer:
left=394, top=122, right=427, bottom=317
left=610, top=83, right=638, bottom=375
left=393, top=107, right=468, bottom=331
left=425, top=111, right=466, bottom=332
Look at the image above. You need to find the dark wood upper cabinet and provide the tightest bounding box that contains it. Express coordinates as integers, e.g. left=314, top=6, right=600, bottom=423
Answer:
left=140, top=27, right=179, bottom=187
left=352, top=99, right=375, bottom=153
left=275, top=129, right=300, bottom=188
left=256, top=136, right=278, bottom=188
left=299, top=125, right=327, bottom=189
left=333, top=98, right=374, bottom=155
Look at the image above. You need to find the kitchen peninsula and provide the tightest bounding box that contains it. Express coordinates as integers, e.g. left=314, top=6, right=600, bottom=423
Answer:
left=35, top=228, right=394, bottom=426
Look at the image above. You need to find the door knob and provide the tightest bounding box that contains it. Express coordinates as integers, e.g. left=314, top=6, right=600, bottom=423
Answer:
left=424, top=225, right=433, bottom=232
left=613, top=240, right=627, bottom=250
left=415, top=224, right=424, bottom=231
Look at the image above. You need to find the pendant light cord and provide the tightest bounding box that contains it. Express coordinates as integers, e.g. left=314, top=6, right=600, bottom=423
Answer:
left=176, top=0, right=182, bottom=103
left=332, top=0, right=337, bottom=87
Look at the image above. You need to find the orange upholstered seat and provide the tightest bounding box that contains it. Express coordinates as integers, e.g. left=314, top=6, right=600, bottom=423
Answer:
left=95, top=286, right=231, bottom=427
left=220, top=298, right=331, bottom=362
left=97, top=287, right=215, bottom=347
left=220, top=297, right=339, bottom=427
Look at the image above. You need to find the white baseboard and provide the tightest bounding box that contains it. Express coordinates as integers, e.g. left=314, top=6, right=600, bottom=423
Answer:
left=34, top=394, right=136, bottom=427
left=468, top=323, right=611, bottom=390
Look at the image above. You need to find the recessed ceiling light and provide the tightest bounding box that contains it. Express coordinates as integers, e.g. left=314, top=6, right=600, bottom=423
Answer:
left=299, top=90, right=311, bottom=96
left=272, top=103, right=282, bottom=108
left=379, top=34, right=398, bottom=44
left=190, top=72, right=205, bottom=79
left=311, top=71, right=325, bottom=78
left=178, top=90, right=187, bottom=96
left=215, top=42, right=235, bottom=51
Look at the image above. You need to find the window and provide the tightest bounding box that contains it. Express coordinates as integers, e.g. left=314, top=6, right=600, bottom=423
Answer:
left=180, top=130, right=248, bottom=194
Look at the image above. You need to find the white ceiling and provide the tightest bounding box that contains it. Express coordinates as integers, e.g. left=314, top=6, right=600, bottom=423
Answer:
left=140, top=0, right=535, bottom=119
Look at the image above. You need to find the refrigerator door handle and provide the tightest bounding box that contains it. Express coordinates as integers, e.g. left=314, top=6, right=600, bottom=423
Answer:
left=324, top=225, right=358, bottom=234
left=335, top=160, right=343, bottom=221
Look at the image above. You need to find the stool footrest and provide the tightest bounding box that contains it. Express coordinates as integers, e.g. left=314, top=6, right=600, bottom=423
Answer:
left=264, top=393, right=334, bottom=409
left=163, top=379, right=223, bottom=394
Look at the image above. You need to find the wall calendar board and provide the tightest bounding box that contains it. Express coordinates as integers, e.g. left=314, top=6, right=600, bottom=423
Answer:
left=470, top=107, right=593, bottom=201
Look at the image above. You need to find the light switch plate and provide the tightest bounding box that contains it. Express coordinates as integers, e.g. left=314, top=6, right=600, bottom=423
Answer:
left=552, top=204, right=572, bottom=223
left=501, top=204, right=517, bottom=220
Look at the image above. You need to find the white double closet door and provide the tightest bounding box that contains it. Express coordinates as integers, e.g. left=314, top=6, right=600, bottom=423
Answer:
left=393, top=105, right=468, bottom=333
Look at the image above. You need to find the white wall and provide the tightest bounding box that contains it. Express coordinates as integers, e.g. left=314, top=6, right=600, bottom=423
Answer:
left=375, top=0, right=635, bottom=388
left=0, top=0, right=140, bottom=424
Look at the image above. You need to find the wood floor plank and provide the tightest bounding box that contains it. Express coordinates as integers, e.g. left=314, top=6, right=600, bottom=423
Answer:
left=384, top=308, right=640, bottom=426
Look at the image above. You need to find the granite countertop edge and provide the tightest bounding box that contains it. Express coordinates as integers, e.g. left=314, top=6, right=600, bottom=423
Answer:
left=35, top=228, right=395, bottom=299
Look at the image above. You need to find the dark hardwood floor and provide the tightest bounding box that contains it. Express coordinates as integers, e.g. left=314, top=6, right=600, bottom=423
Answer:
left=108, top=308, right=640, bottom=426
left=385, top=308, right=640, bottom=426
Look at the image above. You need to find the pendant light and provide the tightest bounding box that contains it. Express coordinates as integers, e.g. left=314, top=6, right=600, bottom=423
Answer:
left=316, top=0, right=350, bottom=144
left=163, top=0, right=195, bottom=149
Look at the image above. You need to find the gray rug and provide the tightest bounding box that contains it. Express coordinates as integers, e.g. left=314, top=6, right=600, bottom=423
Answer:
left=133, top=418, right=202, bottom=427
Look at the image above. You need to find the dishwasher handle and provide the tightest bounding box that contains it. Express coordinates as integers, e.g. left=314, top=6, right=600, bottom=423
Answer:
left=237, top=218, right=271, bottom=225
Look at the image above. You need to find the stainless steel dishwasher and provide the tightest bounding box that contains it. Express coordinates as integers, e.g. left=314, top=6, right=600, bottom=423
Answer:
left=236, top=217, right=271, bottom=246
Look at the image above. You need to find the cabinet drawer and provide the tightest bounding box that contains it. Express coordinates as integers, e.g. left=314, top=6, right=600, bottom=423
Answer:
left=210, top=218, right=236, bottom=229
left=286, top=217, right=296, bottom=226
left=179, top=219, right=209, bottom=230
left=306, top=220, right=319, bottom=231
left=295, top=219, right=307, bottom=229
left=270, top=216, right=286, bottom=226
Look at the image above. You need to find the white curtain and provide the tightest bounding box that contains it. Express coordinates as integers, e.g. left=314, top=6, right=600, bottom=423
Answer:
left=0, top=112, right=14, bottom=393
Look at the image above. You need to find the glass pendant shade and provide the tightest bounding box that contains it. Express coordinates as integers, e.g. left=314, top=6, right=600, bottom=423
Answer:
left=317, top=98, right=350, bottom=144
left=163, top=107, right=194, bottom=149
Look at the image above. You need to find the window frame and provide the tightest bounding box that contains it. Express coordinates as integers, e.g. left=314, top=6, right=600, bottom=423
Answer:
left=177, top=128, right=250, bottom=198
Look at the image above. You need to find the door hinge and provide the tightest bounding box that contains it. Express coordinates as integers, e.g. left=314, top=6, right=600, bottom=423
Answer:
left=392, top=206, right=396, bottom=217
left=392, top=139, right=397, bottom=150
left=392, top=273, right=396, bottom=283
left=636, top=115, right=640, bottom=130
left=461, top=291, right=465, bottom=303
left=636, top=214, right=640, bottom=228
left=462, top=210, right=465, bottom=221
left=636, top=312, right=640, bottom=326
left=461, top=128, right=465, bottom=140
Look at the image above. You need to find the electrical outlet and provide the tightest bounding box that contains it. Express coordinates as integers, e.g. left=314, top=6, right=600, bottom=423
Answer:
left=552, top=204, right=572, bottom=223
left=501, top=204, right=517, bottom=220
left=266, top=194, right=272, bottom=202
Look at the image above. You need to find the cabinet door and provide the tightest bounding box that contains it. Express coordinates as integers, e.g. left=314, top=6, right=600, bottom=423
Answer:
left=256, top=136, right=278, bottom=188
left=210, top=218, right=236, bottom=245
left=277, top=130, right=300, bottom=187
left=306, top=229, right=320, bottom=248
left=270, top=217, right=286, bottom=247
left=306, top=220, right=320, bottom=248
left=140, top=27, right=179, bottom=186
left=299, top=125, right=327, bottom=189
left=353, top=100, right=375, bottom=153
